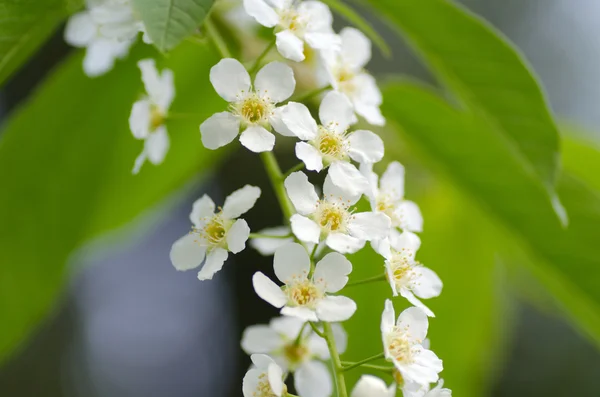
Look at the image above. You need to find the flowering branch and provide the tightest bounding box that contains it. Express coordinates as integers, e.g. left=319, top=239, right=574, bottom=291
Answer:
left=323, top=322, right=349, bottom=397
left=341, top=352, right=385, bottom=372
left=345, top=273, right=387, bottom=287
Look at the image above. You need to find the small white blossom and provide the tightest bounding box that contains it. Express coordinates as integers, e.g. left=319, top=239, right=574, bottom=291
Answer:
left=284, top=171, right=391, bottom=254
left=200, top=59, right=296, bottom=153
left=322, top=27, right=385, bottom=126
left=350, top=375, right=396, bottom=397
left=64, top=0, right=145, bottom=77
left=381, top=231, right=442, bottom=317
left=242, top=317, right=347, bottom=397
left=280, top=91, right=384, bottom=197
left=362, top=161, right=423, bottom=233
left=252, top=242, right=357, bottom=322
left=243, top=0, right=340, bottom=62
left=129, top=59, right=175, bottom=174
left=403, top=379, right=452, bottom=397
left=243, top=354, right=285, bottom=397
left=170, top=185, right=261, bottom=280
left=381, top=300, right=443, bottom=387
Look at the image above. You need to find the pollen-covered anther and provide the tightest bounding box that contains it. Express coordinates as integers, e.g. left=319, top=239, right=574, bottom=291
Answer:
left=253, top=373, right=279, bottom=397
left=286, top=280, right=323, bottom=308
left=386, top=327, right=415, bottom=364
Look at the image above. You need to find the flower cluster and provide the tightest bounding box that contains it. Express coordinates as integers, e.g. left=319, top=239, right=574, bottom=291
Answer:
left=66, top=0, right=452, bottom=395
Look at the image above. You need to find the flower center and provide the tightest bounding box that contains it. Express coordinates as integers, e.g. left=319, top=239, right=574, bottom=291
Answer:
left=286, top=280, right=322, bottom=308
left=313, top=126, right=348, bottom=163
left=335, top=65, right=357, bottom=95
left=314, top=200, right=350, bottom=233
left=254, top=373, right=278, bottom=397
left=387, top=251, right=418, bottom=289
left=376, top=195, right=397, bottom=220
left=386, top=328, right=414, bottom=364
left=278, top=8, right=307, bottom=35
left=150, top=104, right=165, bottom=131
left=234, top=94, right=273, bottom=126
left=283, top=342, right=310, bottom=366
left=195, top=214, right=231, bottom=247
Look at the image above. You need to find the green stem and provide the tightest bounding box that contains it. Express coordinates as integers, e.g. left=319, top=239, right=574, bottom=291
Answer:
left=294, top=322, right=309, bottom=345
left=308, top=322, right=325, bottom=338
left=345, top=273, right=387, bottom=287
left=323, top=322, right=348, bottom=397
left=249, top=39, right=276, bottom=75
left=341, top=352, right=385, bottom=372
left=205, top=18, right=231, bottom=58
left=283, top=162, right=305, bottom=178
left=289, top=85, right=331, bottom=103
left=249, top=232, right=292, bottom=239
left=259, top=152, right=296, bottom=222
left=340, top=362, right=393, bottom=373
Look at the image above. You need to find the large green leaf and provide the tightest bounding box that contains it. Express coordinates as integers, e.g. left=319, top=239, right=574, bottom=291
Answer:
left=0, top=0, right=81, bottom=87
left=364, top=0, right=562, bottom=211
left=132, top=0, right=215, bottom=52
left=0, top=41, right=224, bottom=363
left=382, top=81, right=600, bottom=347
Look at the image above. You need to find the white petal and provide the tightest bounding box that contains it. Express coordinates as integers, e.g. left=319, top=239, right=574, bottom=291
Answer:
left=348, top=212, right=391, bottom=241
left=268, top=363, right=284, bottom=397
left=384, top=261, right=399, bottom=297
left=351, top=375, right=395, bottom=397
left=281, top=102, right=318, bottom=140
left=83, top=39, right=119, bottom=77
left=129, top=99, right=151, bottom=139
left=313, top=252, right=352, bottom=293
left=132, top=150, right=147, bottom=175
left=241, top=325, right=283, bottom=354
left=359, top=162, right=379, bottom=201
left=402, top=289, right=435, bottom=318
left=189, top=195, right=216, bottom=228
left=253, top=272, right=287, bottom=308
left=270, top=316, right=307, bottom=340
left=413, top=267, right=443, bottom=300
left=380, top=161, right=405, bottom=201
left=256, top=61, right=296, bottom=103
left=138, top=59, right=163, bottom=103
left=397, top=307, right=429, bottom=343
left=243, top=0, right=279, bottom=27
left=328, top=161, right=370, bottom=198
left=251, top=353, right=276, bottom=369
left=397, top=201, right=424, bottom=233
left=295, top=360, right=333, bottom=397
left=240, top=126, right=276, bottom=152
left=169, top=233, right=207, bottom=271
left=275, top=30, right=305, bottom=62
left=270, top=107, right=297, bottom=137
left=354, top=101, right=385, bottom=127
left=316, top=295, right=356, bottom=322
left=227, top=219, right=250, bottom=254
left=210, top=58, right=251, bottom=102
left=353, top=73, right=382, bottom=106
left=290, top=215, right=321, bottom=244
left=390, top=230, right=421, bottom=254
left=296, top=142, right=323, bottom=171
left=323, top=171, right=361, bottom=208
left=298, top=0, right=334, bottom=31
left=332, top=323, right=349, bottom=354
left=65, top=12, right=96, bottom=47
left=340, top=27, right=371, bottom=70
left=250, top=226, right=293, bottom=256
left=284, top=171, right=319, bottom=215
left=401, top=349, right=443, bottom=385
left=274, top=242, right=310, bottom=283
left=157, top=68, right=175, bottom=110
left=200, top=111, right=240, bottom=150
left=380, top=299, right=396, bottom=335
left=348, top=130, right=384, bottom=164
left=304, top=32, right=341, bottom=52
left=145, top=127, right=170, bottom=165
left=319, top=91, right=355, bottom=133
left=281, top=306, right=319, bottom=322
left=197, top=248, right=229, bottom=280
left=222, top=185, right=262, bottom=219
left=325, top=233, right=365, bottom=254
left=242, top=368, right=262, bottom=397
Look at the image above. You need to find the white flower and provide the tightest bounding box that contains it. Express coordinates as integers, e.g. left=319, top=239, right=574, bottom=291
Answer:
left=243, top=0, right=340, bottom=62
left=402, top=379, right=452, bottom=397
left=242, top=317, right=347, bottom=397
left=170, top=185, right=261, bottom=280
left=362, top=161, right=423, bottom=233
left=322, top=27, right=385, bottom=126
left=350, top=375, right=396, bottom=397
left=381, top=231, right=442, bottom=317
left=280, top=91, right=384, bottom=197
left=381, top=300, right=443, bottom=387
left=284, top=171, right=391, bottom=254
left=200, top=59, right=296, bottom=153
left=243, top=354, right=285, bottom=397
left=129, top=59, right=175, bottom=174
left=64, top=0, right=144, bottom=77
left=252, top=242, right=357, bottom=322
left=250, top=226, right=295, bottom=256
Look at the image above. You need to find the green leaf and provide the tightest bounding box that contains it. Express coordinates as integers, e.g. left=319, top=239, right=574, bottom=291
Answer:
left=0, top=41, right=225, bottom=363
left=382, top=81, right=600, bottom=349
left=0, top=0, right=81, bottom=87
left=365, top=0, right=561, bottom=208
left=132, top=0, right=216, bottom=52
